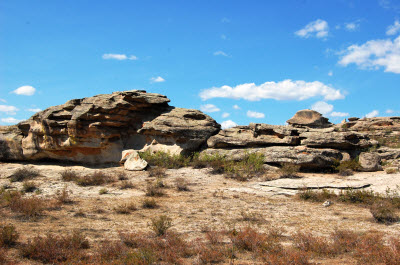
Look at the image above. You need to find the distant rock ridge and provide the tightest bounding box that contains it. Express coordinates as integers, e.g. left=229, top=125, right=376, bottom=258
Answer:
left=0, top=92, right=398, bottom=172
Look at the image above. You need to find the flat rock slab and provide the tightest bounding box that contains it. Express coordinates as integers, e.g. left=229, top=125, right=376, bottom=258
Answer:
left=257, top=172, right=400, bottom=195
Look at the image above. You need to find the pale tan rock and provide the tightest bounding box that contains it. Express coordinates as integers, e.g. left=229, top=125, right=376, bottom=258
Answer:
left=286, top=109, right=332, bottom=128
left=124, top=150, right=148, bottom=171
left=359, top=152, right=382, bottom=172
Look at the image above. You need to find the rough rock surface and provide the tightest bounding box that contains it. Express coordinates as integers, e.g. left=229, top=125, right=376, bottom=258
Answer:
left=123, top=150, right=148, bottom=171
left=286, top=109, right=332, bottom=128
left=300, top=130, right=371, bottom=149
left=0, top=90, right=220, bottom=164
left=201, top=146, right=343, bottom=169
left=359, top=152, right=382, bottom=172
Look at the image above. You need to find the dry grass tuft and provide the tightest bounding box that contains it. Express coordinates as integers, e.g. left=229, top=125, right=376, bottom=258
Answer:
left=9, top=167, right=40, bottom=182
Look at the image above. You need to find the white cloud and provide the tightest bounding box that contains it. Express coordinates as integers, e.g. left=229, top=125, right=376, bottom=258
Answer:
left=345, top=22, right=359, bottom=31
left=200, top=79, right=344, bottom=101
left=295, top=19, right=329, bottom=39
left=27, top=108, right=42, bottom=113
left=221, top=120, right=237, bottom=129
left=386, top=109, right=394, bottom=114
left=339, top=35, right=400, bottom=73
left=102, top=53, right=137, bottom=60
left=365, top=110, right=379, bottom=118
left=311, top=101, right=334, bottom=115
left=1, top=117, right=20, bottom=124
left=233, top=105, right=241, bottom=110
left=386, top=20, right=400, bottom=35
left=213, top=51, right=229, bottom=57
left=12, top=86, right=36, bottom=96
left=328, top=71, right=333, bottom=76
left=150, top=76, right=165, bottom=83
left=0, top=105, right=18, bottom=115
left=330, top=111, right=349, bottom=117
left=200, top=104, right=220, bottom=113
left=247, top=110, right=265, bottom=118
left=0, top=98, right=6, bottom=103
left=222, top=112, right=230, bottom=118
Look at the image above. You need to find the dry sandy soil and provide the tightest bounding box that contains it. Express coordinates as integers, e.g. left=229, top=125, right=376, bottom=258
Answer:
left=0, top=161, right=399, bottom=264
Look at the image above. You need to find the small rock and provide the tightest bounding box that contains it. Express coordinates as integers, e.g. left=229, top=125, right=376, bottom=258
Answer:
left=322, top=200, right=332, bottom=207
left=123, top=150, right=148, bottom=171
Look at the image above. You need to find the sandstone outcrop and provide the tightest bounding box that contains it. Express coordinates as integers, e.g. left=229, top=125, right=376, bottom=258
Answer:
left=0, top=90, right=220, bottom=164
left=359, top=152, right=382, bottom=172
left=286, top=109, right=332, bottom=128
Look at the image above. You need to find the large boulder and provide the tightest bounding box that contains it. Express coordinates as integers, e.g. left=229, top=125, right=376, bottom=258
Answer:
left=287, top=109, right=332, bottom=128
left=201, top=146, right=343, bottom=170
left=359, top=152, right=382, bottom=172
left=0, top=90, right=220, bottom=164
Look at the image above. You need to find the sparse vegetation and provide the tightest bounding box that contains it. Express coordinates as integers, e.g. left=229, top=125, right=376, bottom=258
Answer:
left=9, top=167, right=40, bottom=182
left=60, top=169, right=79, bottom=181
left=0, top=224, right=19, bottom=247
left=335, top=159, right=361, bottom=176
left=175, top=177, right=190, bottom=191
left=386, top=167, right=398, bottom=174
left=7, top=192, right=46, bottom=218
left=114, top=202, right=137, bottom=214
left=140, top=150, right=191, bottom=168
left=75, top=171, right=116, bottom=186
left=119, top=180, right=134, bottom=189
left=370, top=202, right=399, bottom=224
left=142, top=198, right=158, bottom=209
left=145, top=182, right=165, bottom=197
left=99, top=188, right=108, bottom=195
left=22, top=181, right=37, bottom=193
left=55, top=186, right=73, bottom=204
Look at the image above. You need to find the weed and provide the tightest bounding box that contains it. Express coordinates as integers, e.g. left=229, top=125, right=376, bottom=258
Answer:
left=370, top=202, right=399, bottom=223
left=297, top=189, right=336, bottom=202
left=75, top=171, right=115, bottom=186
left=145, top=182, right=165, bottom=197
left=115, top=202, right=137, bottom=214
left=60, top=169, right=79, bottom=182
left=22, top=181, right=37, bottom=193
left=175, top=177, right=190, bottom=191
left=149, top=215, right=172, bottom=236
left=229, top=226, right=269, bottom=252
left=55, top=186, right=73, bottom=204
left=99, top=188, right=108, bottom=195
left=278, top=163, right=300, bottom=178
left=239, top=210, right=265, bottom=224
left=0, top=224, right=19, bottom=247
left=142, top=198, right=158, bottom=209
left=148, top=166, right=166, bottom=178
left=119, top=180, right=134, bottom=189
left=0, top=247, right=7, bottom=264
left=292, top=231, right=332, bottom=256
left=117, top=172, right=128, bottom=180
left=9, top=167, right=40, bottom=182
left=8, top=193, right=45, bottom=218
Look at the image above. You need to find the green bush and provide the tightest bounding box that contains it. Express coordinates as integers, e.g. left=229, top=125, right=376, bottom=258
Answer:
left=149, top=215, right=172, bottom=236
left=140, top=151, right=190, bottom=169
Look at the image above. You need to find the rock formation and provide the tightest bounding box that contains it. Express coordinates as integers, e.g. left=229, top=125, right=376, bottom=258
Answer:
left=0, top=90, right=220, bottom=164
left=286, top=109, right=332, bottom=128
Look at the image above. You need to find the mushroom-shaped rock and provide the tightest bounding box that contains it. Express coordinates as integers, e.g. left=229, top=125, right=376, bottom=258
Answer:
left=287, top=110, right=332, bottom=128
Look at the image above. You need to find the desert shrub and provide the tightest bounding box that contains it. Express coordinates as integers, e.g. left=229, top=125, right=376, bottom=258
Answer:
left=9, top=167, right=40, bottom=182
left=60, top=169, right=79, bottom=182
left=119, top=180, right=134, bottom=189
left=0, top=247, right=7, bottom=264
left=8, top=193, right=46, bottom=218
left=278, top=163, right=300, bottom=178
left=149, top=215, right=172, bottom=236
left=330, top=229, right=359, bottom=254
left=119, top=232, right=154, bottom=249
left=145, top=182, right=165, bottom=197
left=148, top=166, right=166, bottom=178
left=115, top=202, right=137, bottom=214
left=22, top=181, right=37, bottom=193
left=224, top=152, right=266, bottom=181
left=140, top=151, right=190, bottom=169
left=124, top=248, right=157, bottom=265
left=297, top=189, right=336, bottom=202
left=175, top=177, right=190, bottom=191
left=99, top=188, right=108, bottom=195
left=198, top=244, right=226, bottom=264
left=0, top=224, right=19, bottom=247
left=20, top=231, right=89, bottom=263
left=142, top=198, right=158, bottom=209
left=55, top=186, right=73, bottom=204
left=117, top=172, right=128, bottom=180
left=229, top=226, right=272, bottom=252
left=338, top=189, right=377, bottom=204
left=261, top=248, right=311, bottom=265
left=370, top=202, right=399, bottom=223
left=75, top=171, right=115, bottom=186
left=386, top=167, right=398, bottom=174
left=96, top=240, right=128, bottom=261
left=239, top=210, right=265, bottom=224
left=292, top=231, right=332, bottom=256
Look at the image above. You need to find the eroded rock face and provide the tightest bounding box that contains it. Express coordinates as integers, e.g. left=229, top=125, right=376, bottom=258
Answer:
left=286, top=109, right=332, bottom=128
left=0, top=90, right=220, bottom=164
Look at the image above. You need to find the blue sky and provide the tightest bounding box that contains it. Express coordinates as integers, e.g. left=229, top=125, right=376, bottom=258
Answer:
left=1, top=0, right=400, bottom=128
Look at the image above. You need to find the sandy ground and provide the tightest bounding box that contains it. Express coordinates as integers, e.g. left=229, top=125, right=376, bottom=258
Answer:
left=0, top=161, right=399, bottom=264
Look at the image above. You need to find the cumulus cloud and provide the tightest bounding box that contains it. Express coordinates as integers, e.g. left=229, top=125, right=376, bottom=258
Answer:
left=247, top=110, right=265, bottom=118
left=150, top=76, right=165, bottom=83
left=233, top=105, right=241, bottom=110
left=295, top=19, right=329, bottom=39
left=1, top=117, right=20, bottom=124
left=200, top=104, right=220, bottom=113
left=386, top=20, right=400, bottom=35
left=27, top=108, right=42, bottom=113
left=222, top=112, right=230, bottom=118
left=365, top=110, right=379, bottom=118
left=12, top=86, right=36, bottom=96
left=311, top=101, right=334, bottom=115
left=0, top=105, right=18, bottom=115
left=200, top=80, right=344, bottom=101
left=213, top=51, right=229, bottom=57
left=221, top=120, right=237, bottom=129
left=330, top=111, right=349, bottom=117
left=102, top=54, right=138, bottom=60
left=339, top=35, right=400, bottom=73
